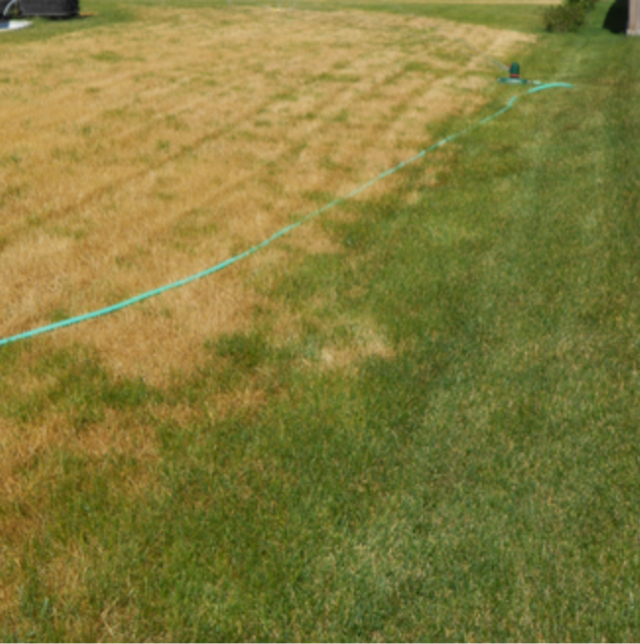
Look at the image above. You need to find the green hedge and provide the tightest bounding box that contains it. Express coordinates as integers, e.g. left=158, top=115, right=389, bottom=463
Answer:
left=543, top=0, right=598, bottom=32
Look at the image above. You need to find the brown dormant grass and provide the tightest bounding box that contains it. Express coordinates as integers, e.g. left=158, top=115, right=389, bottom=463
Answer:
left=0, top=7, right=537, bottom=629
left=0, top=6, right=534, bottom=384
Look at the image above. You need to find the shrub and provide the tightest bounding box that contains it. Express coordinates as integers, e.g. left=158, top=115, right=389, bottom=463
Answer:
left=543, top=0, right=597, bottom=32
left=543, top=4, right=586, bottom=32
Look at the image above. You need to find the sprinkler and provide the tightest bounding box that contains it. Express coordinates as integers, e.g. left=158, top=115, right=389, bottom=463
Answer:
left=498, top=62, right=541, bottom=86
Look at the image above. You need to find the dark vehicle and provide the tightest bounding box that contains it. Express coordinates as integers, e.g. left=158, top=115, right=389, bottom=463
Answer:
left=6, top=0, right=79, bottom=17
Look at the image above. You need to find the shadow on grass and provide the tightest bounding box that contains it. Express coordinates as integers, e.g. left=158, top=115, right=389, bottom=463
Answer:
left=603, top=0, right=628, bottom=33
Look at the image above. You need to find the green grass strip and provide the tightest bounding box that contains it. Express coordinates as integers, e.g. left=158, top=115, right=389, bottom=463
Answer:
left=0, top=82, right=572, bottom=348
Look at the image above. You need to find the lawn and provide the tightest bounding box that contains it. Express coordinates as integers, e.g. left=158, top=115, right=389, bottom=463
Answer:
left=0, top=1, right=532, bottom=382
left=1, top=0, right=639, bottom=640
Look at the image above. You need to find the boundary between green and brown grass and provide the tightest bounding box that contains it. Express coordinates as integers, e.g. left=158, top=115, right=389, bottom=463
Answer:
left=2, top=2, right=640, bottom=640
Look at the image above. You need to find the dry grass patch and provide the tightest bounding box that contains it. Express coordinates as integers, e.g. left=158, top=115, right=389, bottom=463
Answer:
left=0, top=407, right=161, bottom=631
left=0, top=9, right=533, bottom=592
left=320, top=329, right=396, bottom=370
left=0, top=5, right=533, bottom=384
left=0, top=408, right=160, bottom=515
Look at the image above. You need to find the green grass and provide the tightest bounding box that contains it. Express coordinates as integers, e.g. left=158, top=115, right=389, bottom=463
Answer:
left=2, top=1, right=640, bottom=641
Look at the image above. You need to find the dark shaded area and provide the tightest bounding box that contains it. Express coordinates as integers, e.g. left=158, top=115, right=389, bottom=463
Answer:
left=19, top=0, right=78, bottom=17
left=604, top=0, right=628, bottom=33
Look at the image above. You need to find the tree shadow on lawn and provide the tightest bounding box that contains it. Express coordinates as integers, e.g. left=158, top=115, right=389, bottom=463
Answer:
left=603, top=0, right=628, bottom=33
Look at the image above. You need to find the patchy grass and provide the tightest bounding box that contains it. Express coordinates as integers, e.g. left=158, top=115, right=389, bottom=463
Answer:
left=0, top=2, right=532, bottom=385
left=2, top=0, right=640, bottom=641
left=216, top=0, right=555, bottom=33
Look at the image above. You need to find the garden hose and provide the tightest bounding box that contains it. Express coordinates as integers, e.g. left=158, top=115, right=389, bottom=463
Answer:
left=0, top=82, right=573, bottom=348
